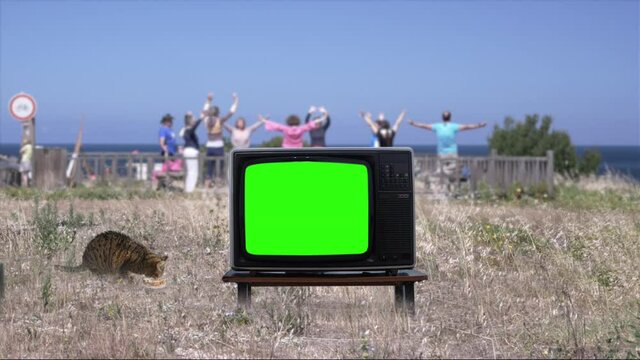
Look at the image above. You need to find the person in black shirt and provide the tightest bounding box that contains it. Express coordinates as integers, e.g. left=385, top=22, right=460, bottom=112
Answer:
left=360, top=110, right=406, bottom=147
left=181, top=111, right=203, bottom=193
left=305, top=105, right=331, bottom=147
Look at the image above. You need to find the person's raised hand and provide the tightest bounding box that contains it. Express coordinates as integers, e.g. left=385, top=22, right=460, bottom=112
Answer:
left=409, top=119, right=416, bottom=126
left=207, top=92, right=214, bottom=102
left=230, top=93, right=239, bottom=113
left=479, top=122, right=487, bottom=128
left=319, top=106, right=327, bottom=114
left=258, top=114, right=268, bottom=123
left=308, top=105, right=317, bottom=114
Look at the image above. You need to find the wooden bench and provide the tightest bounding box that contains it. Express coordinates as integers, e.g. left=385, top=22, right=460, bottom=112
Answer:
left=155, top=171, right=185, bottom=190
left=222, top=269, right=428, bottom=314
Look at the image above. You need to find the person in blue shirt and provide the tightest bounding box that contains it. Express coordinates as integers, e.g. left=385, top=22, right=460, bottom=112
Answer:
left=409, top=111, right=486, bottom=181
left=159, top=114, right=177, bottom=157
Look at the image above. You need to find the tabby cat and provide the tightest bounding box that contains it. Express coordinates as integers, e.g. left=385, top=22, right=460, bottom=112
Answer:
left=56, top=231, right=168, bottom=278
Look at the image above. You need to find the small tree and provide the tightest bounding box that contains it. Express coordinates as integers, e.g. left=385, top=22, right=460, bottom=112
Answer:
left=488, top=114, right=599, bottom=177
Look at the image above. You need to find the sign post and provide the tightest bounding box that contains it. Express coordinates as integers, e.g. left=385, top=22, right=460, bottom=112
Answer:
left=9, top=92, right=37, bottom=187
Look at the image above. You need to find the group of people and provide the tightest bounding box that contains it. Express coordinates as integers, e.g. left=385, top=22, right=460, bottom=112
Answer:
left=157, top=91, right=488, bottom=192
left=157, top=93, right=333, bottom=192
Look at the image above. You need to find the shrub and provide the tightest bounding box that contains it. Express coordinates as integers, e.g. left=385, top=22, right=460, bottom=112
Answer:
left=31, top=201, right=89, bottom=256
left=488, top=114, right=600, bottom=178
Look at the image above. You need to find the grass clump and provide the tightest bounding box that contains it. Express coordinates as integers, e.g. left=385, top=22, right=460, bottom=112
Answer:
left=97, top=303, right=123, bottom=321
left=598, top=302, right=640, bottom=359
left=555, top=184, right=640, bottom=211
left=41, top=274, right=53, bottom=310
left=31, top=200, right=92, bottom=256
left=1, top=186, right=163, bottom=201
left=475, top=222, right=548, bottom=258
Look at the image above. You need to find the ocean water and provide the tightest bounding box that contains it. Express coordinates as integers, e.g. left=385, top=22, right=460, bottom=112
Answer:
left=1, top=143, right=638, bottom=181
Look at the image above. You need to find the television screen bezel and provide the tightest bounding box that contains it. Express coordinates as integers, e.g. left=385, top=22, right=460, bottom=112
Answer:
left=236, top=155, right=375, bottom=263
left=229, top=147, right=416, bottom=271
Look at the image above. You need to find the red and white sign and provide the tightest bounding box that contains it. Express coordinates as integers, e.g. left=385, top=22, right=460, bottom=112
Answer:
left=9, top=92, right=37, bottom=121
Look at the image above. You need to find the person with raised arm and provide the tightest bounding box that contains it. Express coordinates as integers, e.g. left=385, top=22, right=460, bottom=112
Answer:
left=305, top=105, right=331, bottom=147
left=259, top=110, right=327, bottom=148
left=223, top=116, right=263, bottom=149
left=202, top=92, right=239, bottom=187
left=409, top=111, right=487, bottom=156
left=360, top=110, right=406, bottom=147
left=409, top=110, right=487, bottom=179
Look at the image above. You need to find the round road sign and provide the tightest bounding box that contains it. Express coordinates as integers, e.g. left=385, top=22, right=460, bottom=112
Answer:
left=9, top=93, right=37, bottom=121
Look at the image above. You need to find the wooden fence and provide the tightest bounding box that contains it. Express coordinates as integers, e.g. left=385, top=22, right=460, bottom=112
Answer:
left=68, top=152, right=227, bottom=189
left=65, top=149, right=554, bottom=195
left=413, top=150, right=554, bottom=196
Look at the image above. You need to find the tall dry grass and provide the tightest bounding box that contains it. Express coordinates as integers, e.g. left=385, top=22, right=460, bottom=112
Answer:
left=0, top=178, right=638, bottom=358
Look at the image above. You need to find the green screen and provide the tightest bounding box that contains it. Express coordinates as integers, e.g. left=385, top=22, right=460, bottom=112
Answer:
left=244, top=161, right=369, bottom=256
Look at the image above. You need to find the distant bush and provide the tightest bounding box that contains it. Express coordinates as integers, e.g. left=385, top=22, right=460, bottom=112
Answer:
left=578, top=148, right=602, bottom=175
left=488, top=114, right=601, bottom=177
left=258, top=136, right=284, bottom=148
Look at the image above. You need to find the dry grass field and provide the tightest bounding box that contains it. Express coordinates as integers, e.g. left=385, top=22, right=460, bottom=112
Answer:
left=0, top=178, right=639, bottom=358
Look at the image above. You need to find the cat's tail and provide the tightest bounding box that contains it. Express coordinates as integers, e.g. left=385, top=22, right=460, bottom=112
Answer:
left=54, top=264, right=87, bottom=273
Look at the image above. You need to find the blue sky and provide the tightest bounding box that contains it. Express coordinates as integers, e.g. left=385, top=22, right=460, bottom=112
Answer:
left=1, top=0, right=638, bottom=146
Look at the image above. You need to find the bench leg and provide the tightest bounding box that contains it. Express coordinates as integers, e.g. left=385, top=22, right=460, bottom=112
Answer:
left=394, top=285, right=404, bottom=309
left=238, top=283, right=251, bottom=309
left=405, top=282, right=415, bottom=315
left=394, top=283, right=416, bottom=315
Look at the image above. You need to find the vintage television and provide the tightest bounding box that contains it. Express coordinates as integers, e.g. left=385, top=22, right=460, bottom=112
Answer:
left=229, top=147, right=415, bottom=272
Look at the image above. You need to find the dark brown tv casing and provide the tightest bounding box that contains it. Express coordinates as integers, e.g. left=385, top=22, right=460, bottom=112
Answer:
left=229, top=147, right=415, bottom=272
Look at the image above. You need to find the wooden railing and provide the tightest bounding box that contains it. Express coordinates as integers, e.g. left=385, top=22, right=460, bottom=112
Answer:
left=413, top=150, right=554, bottom=196
left=69, top=152, right=227, bottom=189
left=66, top=150, right=554, bottom=195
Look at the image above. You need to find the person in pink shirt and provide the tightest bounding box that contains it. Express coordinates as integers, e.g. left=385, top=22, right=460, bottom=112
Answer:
left=259, top=111, right=327, bottom=148
left=151, top=146, right=184, bottom=189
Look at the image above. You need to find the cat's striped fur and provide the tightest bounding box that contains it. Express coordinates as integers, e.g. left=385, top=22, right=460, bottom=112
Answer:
left=56, top=231, right=168, bottom=278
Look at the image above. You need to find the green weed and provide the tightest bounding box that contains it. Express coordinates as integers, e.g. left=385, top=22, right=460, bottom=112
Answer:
left=97, top=303, right=122, bottom=321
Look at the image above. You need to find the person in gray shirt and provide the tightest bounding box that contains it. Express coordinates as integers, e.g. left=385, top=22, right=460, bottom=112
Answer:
left=223, top=117, right=263, bottom=149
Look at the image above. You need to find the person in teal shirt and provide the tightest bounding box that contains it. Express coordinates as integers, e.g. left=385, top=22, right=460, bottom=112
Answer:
left=409, top=111, right=487, bottom=187
left=409, top=111, right=486, bottom=155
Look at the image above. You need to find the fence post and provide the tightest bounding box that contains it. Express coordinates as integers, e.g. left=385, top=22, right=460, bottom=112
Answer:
left=126, top=154, right=133, bottom=181
left=146, top=157, right=154, bottom=189
left=488, top=149, right=497, bottom=188
left=33, top=147, right=68, bottom=190
left=517, top=158, right=525, bottom=188
left=0, top=262, right=4, bottom=302
left=75, top=155, right=83, bottom=185
left=470, top=158, right=478, bottom=196
left=198, top=152, right=205, bottom=187
left=546, top=150, right=554, bottom=197
left=111, top=155, right=117, bottom=182
left=98, top=155, right=105, bottom=182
